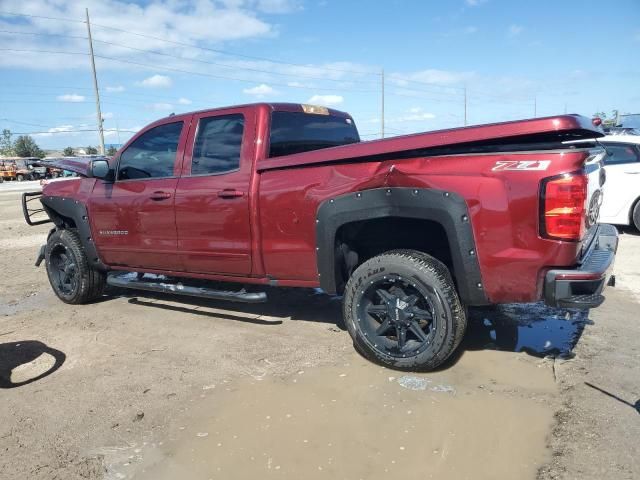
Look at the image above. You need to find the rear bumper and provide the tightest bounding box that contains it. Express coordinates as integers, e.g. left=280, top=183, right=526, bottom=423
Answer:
left=544, top=224, right=618, bottom=309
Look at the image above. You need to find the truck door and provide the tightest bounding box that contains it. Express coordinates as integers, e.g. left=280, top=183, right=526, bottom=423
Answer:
left=175, top=107, right=255, bottom=275
left=89, top=119, right=189, bottom=271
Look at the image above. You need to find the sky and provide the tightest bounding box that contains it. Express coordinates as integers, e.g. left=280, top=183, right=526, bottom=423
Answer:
left=0, top=0, right=639, bottom=150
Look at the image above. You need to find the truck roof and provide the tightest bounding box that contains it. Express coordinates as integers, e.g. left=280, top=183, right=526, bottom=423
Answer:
left=258, top=114, right=603, bottom=171
left=153, top=102, right=353, bottom=124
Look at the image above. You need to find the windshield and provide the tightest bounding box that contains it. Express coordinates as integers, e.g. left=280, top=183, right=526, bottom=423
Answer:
left=268, top=111, right=360, bottom=158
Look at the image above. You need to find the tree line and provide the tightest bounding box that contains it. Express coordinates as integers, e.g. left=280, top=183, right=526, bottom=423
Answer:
left=1, top=129, right=117, bottom=158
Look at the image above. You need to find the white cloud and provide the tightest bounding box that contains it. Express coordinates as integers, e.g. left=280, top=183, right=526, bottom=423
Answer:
left=105, top=85, right=125, bottom=93
left=137, top=75, right=173, bottom=88
left=392, top=107, right=436, bottom=123
left=252, top=0, right=302, bottom=13
left=148, top=103, right=174, bottom=111
left=465, top=0, right=487, bottom=6
left=307, top=94, right=344, bottom=106
left=508, top=24, right=524, bottom=36
left=0, top=0, right=292, bottom=71
left=390, top=69, right=473, bottom=87
left=177, top=97, right=193, bottom=105
left=464, top=26, right=478, bottom=34
left=56, top=94, right=85, bottom=102
left=243, top=84, right=278, bottom=97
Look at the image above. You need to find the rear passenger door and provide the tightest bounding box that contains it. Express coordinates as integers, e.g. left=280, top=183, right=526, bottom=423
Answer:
left=175, top=107, right=256, bottom=275
left=600, top=142, right=640, bottom=221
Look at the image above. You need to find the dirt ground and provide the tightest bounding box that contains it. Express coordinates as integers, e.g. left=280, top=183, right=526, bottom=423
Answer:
left=1, top=181, right=638, bottom=480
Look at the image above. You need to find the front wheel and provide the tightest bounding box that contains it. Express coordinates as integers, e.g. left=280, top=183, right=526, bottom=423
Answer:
left=343, top=250, right=467, bottom=371
left=45, top=229, right=106, bottom=304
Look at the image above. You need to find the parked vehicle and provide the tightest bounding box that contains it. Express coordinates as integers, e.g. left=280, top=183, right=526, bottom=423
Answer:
left=0, top=161, right=16, bottom=182
left=15, top=158, right=46, bottom=181
left=22, top=103, right=618, bottom=371
left=590, top=136, right=640, bottom=230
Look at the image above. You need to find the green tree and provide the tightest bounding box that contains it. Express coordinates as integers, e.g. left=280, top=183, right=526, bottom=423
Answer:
left=0, top=129, right=13, bottom=157
left=63, top=147, right=75, bottom=156
left=106, top=145, right=118, bottom=156
left=14, top=135, right=44, bottom=158
left=85, top=146, right=98, bottom=155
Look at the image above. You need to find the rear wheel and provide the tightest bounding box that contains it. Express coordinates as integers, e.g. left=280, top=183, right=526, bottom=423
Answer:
left=343, top=250, right=467, bottom=371
left=632, top=200, right=640, bottom=231
left=45, top=229, right=106, bottom=304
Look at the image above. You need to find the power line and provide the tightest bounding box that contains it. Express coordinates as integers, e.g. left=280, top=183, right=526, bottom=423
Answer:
left=92, top=53, right=378, bottom=93
left=0, top=48, right=87, bottom=56
left=0, top=29, right=87, bottom=40
left=0, top=10, right=84, bottom=24
left=90, top=21, right=379, bottom=76
left=0, top=29, right=380, bottom=86
left=91, top=38, right=380, bottom=86
left=10, top=129, right=138, bottom=135
left=389, top=76, right=466, bottom=92
left=0, top=10, right=379, bottom=76
left=0, top=48, right=377, bottom=93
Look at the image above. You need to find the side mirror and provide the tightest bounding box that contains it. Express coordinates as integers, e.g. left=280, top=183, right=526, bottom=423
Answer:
left=91, top=159, right=114, bottom=181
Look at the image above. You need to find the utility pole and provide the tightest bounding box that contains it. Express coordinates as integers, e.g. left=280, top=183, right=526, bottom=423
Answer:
left=115, top=117, right=121, bottom=145
left=463, top=86, right=467, bottom=126
left=86, top=8, right=105, bottom=155
left=380, top=68, right=385, bottom=139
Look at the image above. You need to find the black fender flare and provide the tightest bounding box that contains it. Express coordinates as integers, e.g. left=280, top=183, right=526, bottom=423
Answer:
left=41, top=196, right=107, bottom=271
left=315, top=187, right=489, bottom=306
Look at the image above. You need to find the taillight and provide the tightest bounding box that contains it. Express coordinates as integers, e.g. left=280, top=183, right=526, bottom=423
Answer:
left=540, top=173, right=587, bottom=241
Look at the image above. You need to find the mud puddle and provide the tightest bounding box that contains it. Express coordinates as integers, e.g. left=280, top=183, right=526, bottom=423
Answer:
left=128, top=350, right=556, bottom=480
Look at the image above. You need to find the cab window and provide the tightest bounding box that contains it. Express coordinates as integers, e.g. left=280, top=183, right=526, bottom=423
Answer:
left=118, top=122, right=183, bottom=180
left=191, top=114, right=244, bottom=175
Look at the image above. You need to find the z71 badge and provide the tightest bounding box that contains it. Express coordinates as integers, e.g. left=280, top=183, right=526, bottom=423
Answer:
left=492, top=160, right=551, bottom=171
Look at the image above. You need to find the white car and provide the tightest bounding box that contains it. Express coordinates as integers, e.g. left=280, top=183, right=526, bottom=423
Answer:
left=597, top=136, right=640, bottom=230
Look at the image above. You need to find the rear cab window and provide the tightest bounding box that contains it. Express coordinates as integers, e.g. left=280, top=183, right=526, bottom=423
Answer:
left=191, top=114, right=244, bottom=176
left=268, top=110, right=360, bottom=158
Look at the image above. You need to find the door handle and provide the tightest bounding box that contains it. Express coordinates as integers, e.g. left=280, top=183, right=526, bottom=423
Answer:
left=217, top=189, right=244, bottom=198
left=624, top=171, right=640, bottom=174
left=149, top=191, right=172, bottom=201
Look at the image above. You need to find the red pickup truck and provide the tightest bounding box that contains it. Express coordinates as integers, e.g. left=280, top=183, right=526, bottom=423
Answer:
left=23, top=103, right=617, bottom=371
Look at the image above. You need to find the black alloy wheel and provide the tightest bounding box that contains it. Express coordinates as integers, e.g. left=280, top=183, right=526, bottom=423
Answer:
left=357, top=275, right=437, bottom=358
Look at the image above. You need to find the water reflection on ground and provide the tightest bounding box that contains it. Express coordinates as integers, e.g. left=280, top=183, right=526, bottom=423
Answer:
left=466, top=303, right=590, bottom=358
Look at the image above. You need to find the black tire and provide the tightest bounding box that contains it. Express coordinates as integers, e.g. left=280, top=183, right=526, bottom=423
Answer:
left=632, top=200, right=640, bottom=232
left=343, top=249, right=467, bottom=371
left=45, top=229, right=106, bottom=304
left=16, top=174, right=24, bottom=182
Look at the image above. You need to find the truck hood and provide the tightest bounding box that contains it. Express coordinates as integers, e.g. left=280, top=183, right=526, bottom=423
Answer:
left=39, top=157, right=94, bottom=176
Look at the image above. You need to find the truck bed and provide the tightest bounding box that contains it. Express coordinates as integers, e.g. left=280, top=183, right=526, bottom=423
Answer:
left=258, top=114, right=603, bottom=171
